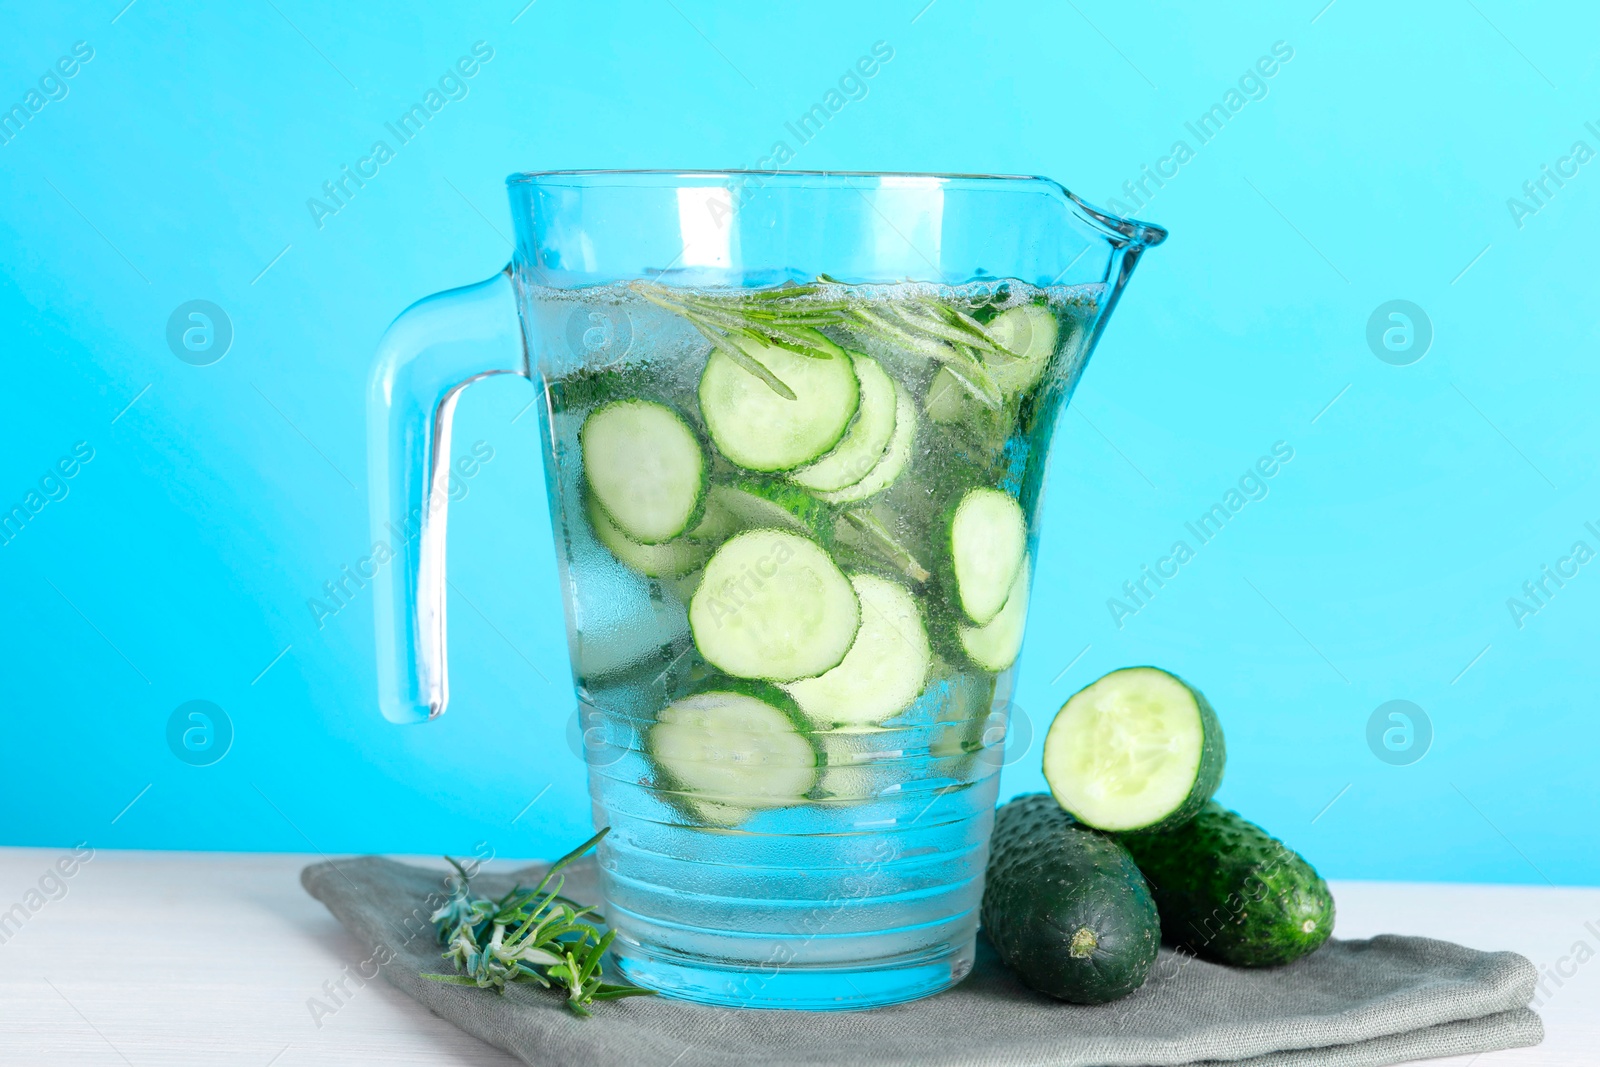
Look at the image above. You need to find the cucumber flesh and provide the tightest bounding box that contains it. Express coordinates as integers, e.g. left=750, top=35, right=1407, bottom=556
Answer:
left=688, top=530, right=860, bottom=682
left=1042, top=666, right=1225, bottom=833
left=814, top=381, right=917, bottom=504
left=923, top=366, right=970, bottom=425
left=580, top=400, right=705, bottom=544
left=782, top=574, right=932, bottom=729
left=649, top=689, right=818, bottom=827
left=958, top=552, right=1030, bottom=672
left=586, top=492, right=711, bottom=578
left=790, top=353, right=898, bottom=492
left=698, top=340, right=859, bottom=473
left=949, top=487, right=1027, bottom=627
left=985, top=303, right=1059, bottom=397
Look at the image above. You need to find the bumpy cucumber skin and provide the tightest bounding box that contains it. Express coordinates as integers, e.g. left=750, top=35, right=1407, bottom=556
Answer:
left=1121, top=802, right=1335, bottom=968
left=982, top=794, right=1159, bottom=1005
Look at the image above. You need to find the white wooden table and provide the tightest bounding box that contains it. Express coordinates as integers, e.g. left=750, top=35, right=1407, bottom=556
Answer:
left=0, top=847, right=1591, bottom=1066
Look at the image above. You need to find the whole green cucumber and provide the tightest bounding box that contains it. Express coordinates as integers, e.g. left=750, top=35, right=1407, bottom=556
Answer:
left=1121, top=802, right=1335, bottom=967
left=982, top=794, right=1159, bottom=1004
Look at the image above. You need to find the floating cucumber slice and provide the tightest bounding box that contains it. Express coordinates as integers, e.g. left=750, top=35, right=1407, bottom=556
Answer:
left=813, top=382, right=917, bottom=504
left=586, top=493, right=711, bottom=578
left=698, top=340, right=859, bottom=472
left=923, top=366, right=971, bottom=425
left=580, top=399, right=706, bottom=544
left=810, top=730, right=882, bottom=803
left=1042, top=666, right=1225, bottom=834
left=985, top=303, right=1059, bottom=397
left=649, top=688, right=818, bottom=827
left=689, top=530, right=860, bottom=682
left=949, top=487, right=1027, bottom=627
left=707, top=479, right=831, bottom=539
left=782, top=574, right=932, bottom=729
left=790, top=353, right=898, bottom=492
left=958, top=552, right=1030, bottom=672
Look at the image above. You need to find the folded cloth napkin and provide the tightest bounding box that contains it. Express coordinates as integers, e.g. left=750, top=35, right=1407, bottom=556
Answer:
left=302, top=855, right=1542, bottom=1067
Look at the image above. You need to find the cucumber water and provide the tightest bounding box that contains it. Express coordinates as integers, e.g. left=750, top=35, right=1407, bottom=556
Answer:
left=533, top=275, right=1101, bottom=1006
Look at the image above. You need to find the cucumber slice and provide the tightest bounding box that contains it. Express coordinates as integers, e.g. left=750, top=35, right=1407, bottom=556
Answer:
left=958, top=552, right=1030, bottom=672
left=698, top=340, right=859, bottom=473
left=649, top=689, right=818, bottom=827
left=1042, top=666, right=1226, bottom=834
left=580, top=400, right=706, bottom=544
left=586, top=492, right=711, bottom=578
left=813, top=381, right=917, bottom=504
left=985, top=303, right=1059, bottom=397
left=688, top=530, right=860, bottom=682
left=782, top=574, right=932, bottom=729
left=949, top=487, right=1027, bottom=627
left=923, top=366, right=970, bottom=425
left=708, top=479, right=831, bottom=539
left=790, top=354, right=898, bottom=492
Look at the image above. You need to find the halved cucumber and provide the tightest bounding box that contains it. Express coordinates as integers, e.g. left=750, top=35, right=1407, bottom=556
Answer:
left=814, top=381, right=917, bottom=504
left=782, top=574, right=932, bottom=729
left=698, top=340, right=859, bottom=473
left=688, top=530, right=860, bottom=682
left=958, top=552, right=1030, bottom=672
left=949, top=487, right=1027, bottom=627
left=790, top=354, right=898, bottom=492
left=580, top=399, right=706, bottom=544
left=1041, top=666, right=1226, bottom=834
left=649, top=688, right=818, bottom=827
left=985, top=303, right=1059, bottom=397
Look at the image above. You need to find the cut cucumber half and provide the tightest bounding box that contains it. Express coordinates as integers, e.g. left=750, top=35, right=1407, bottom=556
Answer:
left=1041, top=666, right=1226, bottom=834
left=790, top=354, right=898, bottom=492
left=689, top=530, right=860, bottom=682
left=814, top=382, right=917, bottom=504
left=586, top=492, right=710, bottom=578
left=782, top=574, right=932, bottom=729
left=649, top=689, right=818, bottom=827
left=958, top=552, right=1030, bottom=672
left=949, top=487, right=1027, bottom=627
left=698, top=340, right=859, bottom=473
left=985, top=303, right=1059, bottom=397
left=580, top=400, right=706, bottom=544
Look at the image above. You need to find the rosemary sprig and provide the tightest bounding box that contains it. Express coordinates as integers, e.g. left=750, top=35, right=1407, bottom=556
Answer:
left=422, top=827, right=655, bottom=1017
left=631, top=278, right=1016, bottom=409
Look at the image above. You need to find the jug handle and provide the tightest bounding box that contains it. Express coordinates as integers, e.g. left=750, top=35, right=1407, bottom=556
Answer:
left=366, top=266, right=529, bottom=724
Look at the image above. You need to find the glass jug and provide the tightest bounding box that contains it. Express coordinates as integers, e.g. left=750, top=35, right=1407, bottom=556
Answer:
left=367, top=170, right=1164, bottom=1010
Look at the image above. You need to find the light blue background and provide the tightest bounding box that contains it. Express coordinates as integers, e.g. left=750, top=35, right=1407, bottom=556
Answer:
left=3, top=1, right=1594, bottom=884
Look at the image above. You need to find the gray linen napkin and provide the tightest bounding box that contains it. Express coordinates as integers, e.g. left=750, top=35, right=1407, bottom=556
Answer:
left=302, top=855, right=1542, bottom=1067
